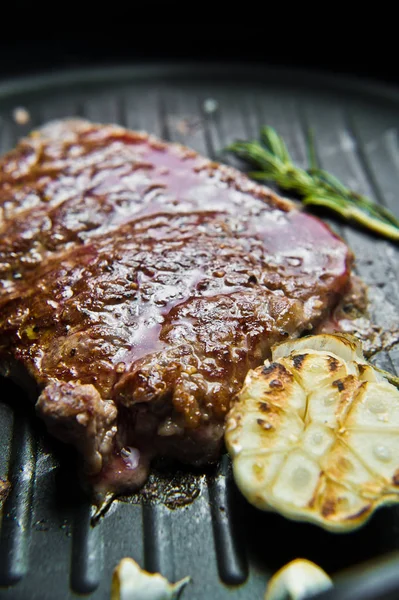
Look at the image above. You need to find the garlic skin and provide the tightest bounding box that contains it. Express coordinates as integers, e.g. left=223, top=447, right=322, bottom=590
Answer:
left=111, top=557, right=190, bottom=600
left=264, top=559, right=332, bottom=600
left=226, top=333, right=399, bottom=531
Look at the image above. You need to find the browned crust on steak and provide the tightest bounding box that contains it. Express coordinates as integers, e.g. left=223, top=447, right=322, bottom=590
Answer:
left=0, top=120, right=353, bottom=498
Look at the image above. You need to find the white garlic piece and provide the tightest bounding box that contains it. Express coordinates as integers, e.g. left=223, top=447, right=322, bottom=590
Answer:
left=265, top=559, right=332, bottom=600
left=111, top=557, right=190, bottom=600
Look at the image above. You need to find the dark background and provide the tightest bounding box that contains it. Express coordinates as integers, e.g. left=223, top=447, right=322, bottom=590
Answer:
left=0, top=32, right=396, bottom=86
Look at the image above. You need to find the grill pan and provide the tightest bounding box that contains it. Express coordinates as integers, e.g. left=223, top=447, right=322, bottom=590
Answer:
left=1, top=63, right=399, bottom=600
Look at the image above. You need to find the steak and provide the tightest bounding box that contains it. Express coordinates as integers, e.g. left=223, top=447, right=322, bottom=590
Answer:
left=0, top=120, right=352, bottom=501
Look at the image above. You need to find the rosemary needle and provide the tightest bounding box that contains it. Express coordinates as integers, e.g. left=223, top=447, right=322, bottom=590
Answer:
left=225, top=126, right=399, bottom=241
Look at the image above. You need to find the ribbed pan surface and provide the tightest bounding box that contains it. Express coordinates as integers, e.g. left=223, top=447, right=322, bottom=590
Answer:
left=1, top=64, right=399, bottom=600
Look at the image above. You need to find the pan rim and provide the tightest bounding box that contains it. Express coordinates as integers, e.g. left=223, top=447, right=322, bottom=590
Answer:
left=1, top=61, right=399, bottom=107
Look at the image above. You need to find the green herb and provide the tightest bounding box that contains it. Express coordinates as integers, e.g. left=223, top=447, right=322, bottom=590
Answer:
left=374, top=366, right=399, bottom=389
left=225, top=126, right=399, bottom=241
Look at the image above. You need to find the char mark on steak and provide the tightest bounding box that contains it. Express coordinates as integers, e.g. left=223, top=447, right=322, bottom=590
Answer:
left=0, top=120, right=352, bottom=501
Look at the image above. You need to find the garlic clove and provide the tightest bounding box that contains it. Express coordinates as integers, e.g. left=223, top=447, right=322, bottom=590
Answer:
left=264, top=558, right=332, bottom=600
left=111, top=557, right=190, bottom=600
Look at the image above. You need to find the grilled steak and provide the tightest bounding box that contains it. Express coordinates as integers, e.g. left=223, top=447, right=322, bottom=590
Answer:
left=0, top=120, right=352, bottom=500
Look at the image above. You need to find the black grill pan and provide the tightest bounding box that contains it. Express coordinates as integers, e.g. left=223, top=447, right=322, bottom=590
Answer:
left=1, top=64, right=399, bottom=600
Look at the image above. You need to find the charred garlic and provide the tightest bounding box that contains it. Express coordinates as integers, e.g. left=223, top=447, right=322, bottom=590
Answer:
left=226, top=333, right=399, bottom=531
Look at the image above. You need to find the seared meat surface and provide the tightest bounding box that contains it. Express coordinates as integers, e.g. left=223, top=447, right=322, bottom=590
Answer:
left=0, top=120, right=352, bottom=499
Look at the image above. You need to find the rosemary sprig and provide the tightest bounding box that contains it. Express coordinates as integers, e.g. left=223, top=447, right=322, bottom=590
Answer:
left=374, top=366, right=399, bottom=389
left=225, top=126, right=399, bottom=241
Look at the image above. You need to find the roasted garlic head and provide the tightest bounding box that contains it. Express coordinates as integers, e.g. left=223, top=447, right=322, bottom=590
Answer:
left=226, top=334, right=399, bottom=531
